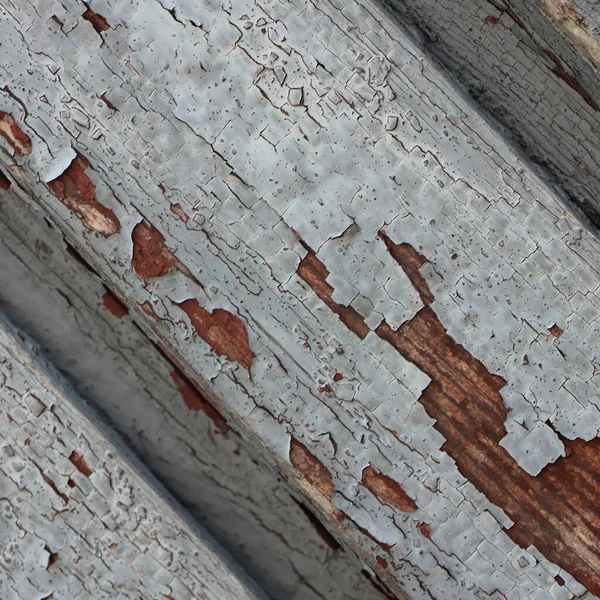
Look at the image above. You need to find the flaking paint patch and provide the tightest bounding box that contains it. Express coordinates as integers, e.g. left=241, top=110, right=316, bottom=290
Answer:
left=379, top=236, right=600, bottom=595
left=297, top=249, right=370, bottom=339
left=0, top=112, right=31, bottom=156
left=131, top=220, right=193, bottom=280
left=170, top=368, right=230, bottom=435
left=298, top=236, right=600, bottom=593
left=47, top=156, right=120, bottom=237
left=290, top=438, right=335, bottom=499
left=5, top=0, right=600, bottom=594
left=361, top=466, right=417, bottom=513
left=378, top=231, right=434, bottom=306
left=178, top=299, right=254, bottom=370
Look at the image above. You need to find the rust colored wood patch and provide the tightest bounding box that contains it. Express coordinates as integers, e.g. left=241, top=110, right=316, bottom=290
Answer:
left=47, top=156, right=120, bottom=237
left=297, top=248, right=370, bottom=339
left=361, top=466, right=417, bottom=512
left=82, top=5, right=110, bottom=33
left=170, top=368, right=230, bottom=435
left=102, top=288, right=129, bottom=318
left=170, top=202, right=189, bottom=223
left=131, top=220, right=194, bottom=280
left=416, top=522, right=433, bottom=538
left=549, top=323, right=564, bottom=338
left=69, top=450, right=93, bottom=476
left=380, top=236, right=600, bottom=595
left=378, top=231, right=434, bottom=306
left=0, top=112, right=31, bottom=156
left=290, top=438, right=335, bottom=499
left=178, top=299, right=254, bottom=370
left=298, top=234, right=600, bottom=594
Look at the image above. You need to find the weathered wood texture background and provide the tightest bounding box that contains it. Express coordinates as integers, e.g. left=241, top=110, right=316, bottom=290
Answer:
left=1, top=0, right=600, bottom=598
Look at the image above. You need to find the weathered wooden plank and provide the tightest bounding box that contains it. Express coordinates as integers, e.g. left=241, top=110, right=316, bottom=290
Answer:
left=0, top=315, right=266, bottom=600
left=1, top=0, right=600, bottom=598
left=381, top=0, right=600, bottom=227
left=0, top=171, right=387, bottom=600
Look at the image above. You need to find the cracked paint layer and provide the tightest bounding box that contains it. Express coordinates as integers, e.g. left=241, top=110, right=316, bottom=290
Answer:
left=0, top=318, right=263, bottom=600
left=381, top=0, right=600, bottom=229
left=47, top=155, right=120, bottom=237
left=0, top=181, right=384, bottom=600
left=302, top=229, right=600, bottom=591
left=2, top=0, right=600, bottom=597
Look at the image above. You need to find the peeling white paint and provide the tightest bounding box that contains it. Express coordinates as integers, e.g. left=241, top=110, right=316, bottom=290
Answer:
left=0, top=316, right=264, bottom=600
left=39, top=145, right=76, bottom=183
left=1, top=0, right=599, bottom=597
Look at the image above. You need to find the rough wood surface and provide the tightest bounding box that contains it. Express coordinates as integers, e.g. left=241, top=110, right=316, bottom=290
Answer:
left=0, top=316, right=265, bottom=600
left=381, top=0, right=600, bottom=227
left=0, top=164, right=387, bottom=600
left=2, top=0, right=600, bottom=598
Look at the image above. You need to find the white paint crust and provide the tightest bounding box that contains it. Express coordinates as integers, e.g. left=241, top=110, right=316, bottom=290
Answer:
left=1, top=0, right=600, bottom=598
left=0, top=172, right=389, bottom=600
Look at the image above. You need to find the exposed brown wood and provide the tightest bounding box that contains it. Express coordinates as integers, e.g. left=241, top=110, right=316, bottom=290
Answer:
left=299, top=234, right=600, bottom=595
left=47, top=156, right=120, bottom=237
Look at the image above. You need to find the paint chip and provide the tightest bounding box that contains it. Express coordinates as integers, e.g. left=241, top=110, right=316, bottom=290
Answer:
left=178, top=299, right=254, bottom=370
left=362, top=466, right=417, bottom=512
left=47, top=155, right=121, bottom=237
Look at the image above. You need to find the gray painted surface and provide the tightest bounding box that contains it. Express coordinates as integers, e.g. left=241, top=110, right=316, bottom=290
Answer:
left=380, top=0, right=600, bottom=227
left=1, top=0, right=600, bottom=597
